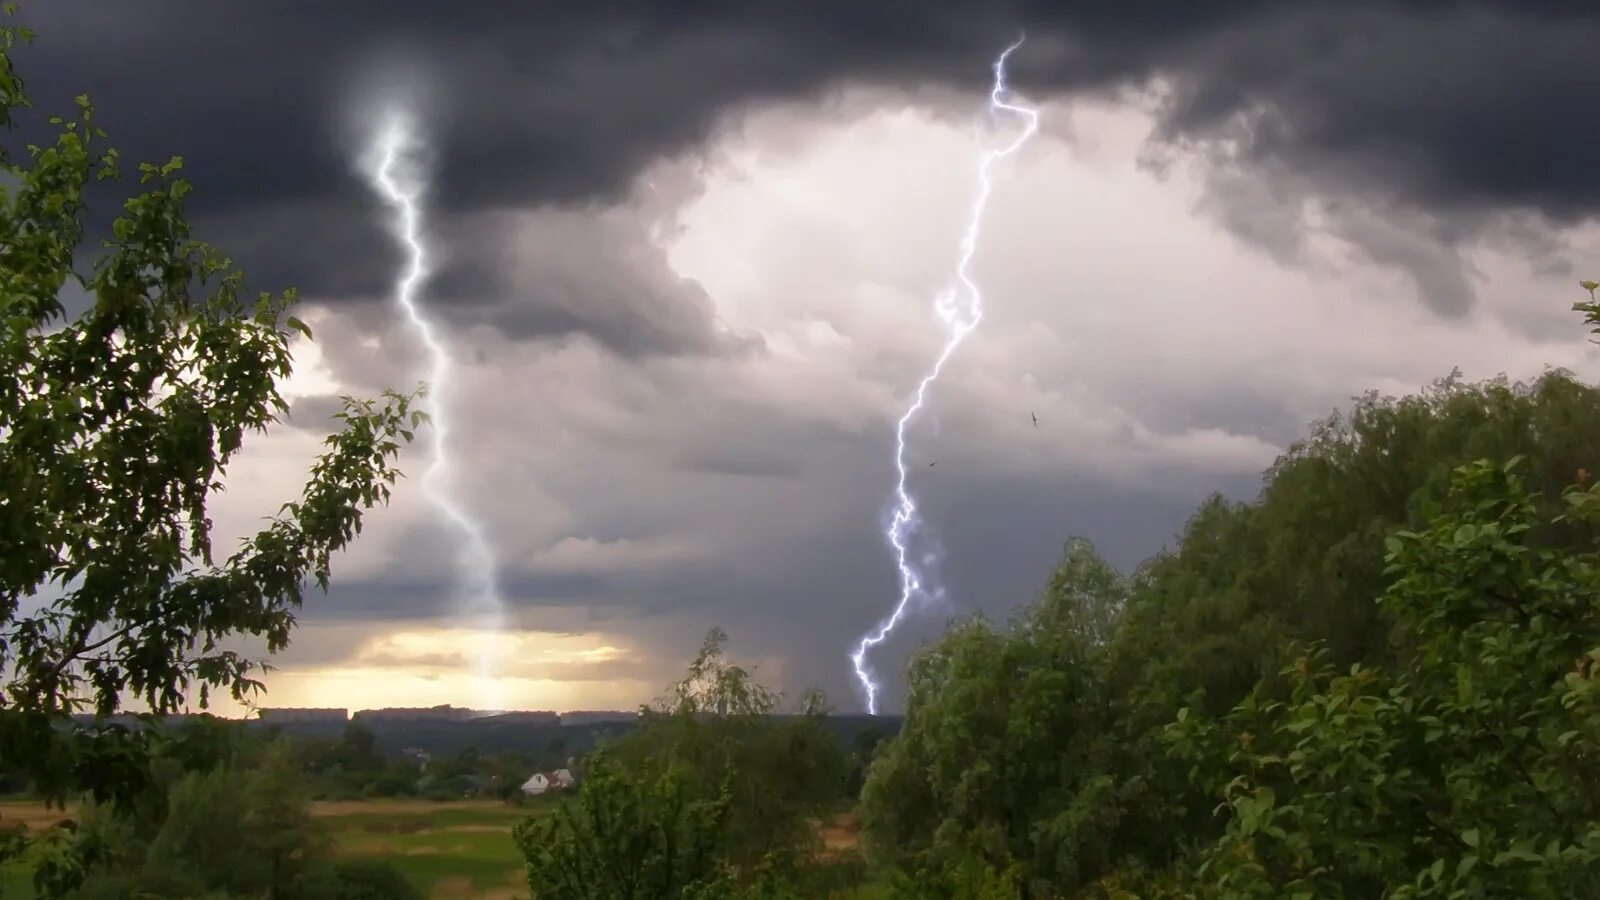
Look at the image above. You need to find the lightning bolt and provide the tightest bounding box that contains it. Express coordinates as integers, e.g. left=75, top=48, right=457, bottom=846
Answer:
left=850, top=36, right=1039, bottom=715
left=365, top=109, right=508, bottom=714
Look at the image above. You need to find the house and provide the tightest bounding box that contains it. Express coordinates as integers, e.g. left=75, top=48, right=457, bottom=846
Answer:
left=520, top=768, right=577, bottom=796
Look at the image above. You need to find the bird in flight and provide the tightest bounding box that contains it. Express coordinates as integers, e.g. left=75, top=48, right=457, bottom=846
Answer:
left=1031, top=412, right=1038, bottom=427
left=928, top=461, right=936, bottom=467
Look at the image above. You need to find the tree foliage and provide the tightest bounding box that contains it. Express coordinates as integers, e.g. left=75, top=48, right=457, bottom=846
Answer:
left=1169, top=457, right=1600, bottom=897
left=0, top=3, right=418, bottom=811
left=12, top=735, right=420, bottom=899
left=604, top=629, right=849, bottom=875
left=863, top=286, right=1600, bottom=896
left=861, top=538, right=1132, bottom=893
left=516, top=630, right=853, bottom=897
left=513, top=752, right=732, bottom=900
left=1576, top=279, right=1600, bottom=342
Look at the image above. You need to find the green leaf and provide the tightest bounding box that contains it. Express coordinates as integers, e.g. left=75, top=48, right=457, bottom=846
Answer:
left=0, top=23, right=423, bottom=810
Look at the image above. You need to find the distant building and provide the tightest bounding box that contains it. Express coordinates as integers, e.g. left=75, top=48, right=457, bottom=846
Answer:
left=258, top=708, right=348, bottom=725
left=558, top=710, right=640, bottom=726
left=478, top=710, right=560, bottom=725
left=353, top=704, right=475, bottom=723
left=521, top=768, right=577, bottom=796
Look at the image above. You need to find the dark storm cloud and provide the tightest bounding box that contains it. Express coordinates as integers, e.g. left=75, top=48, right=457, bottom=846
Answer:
left=1154, top=5, right=1600, bottom=223
left=1138, top=4, right=1600, bottom=312
left=427, top=210, right=758, bottom=357
left=19, top=0, right=1597, bottom=332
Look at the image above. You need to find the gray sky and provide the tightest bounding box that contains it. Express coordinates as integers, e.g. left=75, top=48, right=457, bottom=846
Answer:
left=23, top=1, right=1600, bottom=713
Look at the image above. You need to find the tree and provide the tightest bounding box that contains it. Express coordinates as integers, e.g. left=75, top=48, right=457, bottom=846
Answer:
left=240, top=741, right=325, bottom=897
left=1575, top=279, right=1600, bottom=342
left=1113, top=366, right=1600, bottom=732
left=325, top=860, right=424, bottom=900
left=860, top=538, right=1131, bottom=894
left=0, top=4, right=419, bottom=811
left=605, top=629, right=849, bottom=876
left=513, top=752, right=732, bottom=900
left=337, top=724, right=380, bottom=769
left=23, top=733, right=421, bottom=899
left=517, top=630, right=852, bottom=896
left=1092, top=361, right=1600, bottom=880
left=1168, top=457, right=1600, bottom=897
left=865, top=282, right=1600, bottom=894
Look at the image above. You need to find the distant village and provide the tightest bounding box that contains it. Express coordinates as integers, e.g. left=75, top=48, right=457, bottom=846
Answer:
left=254, top=705, right=640, bottom=727
left=51, top=705, right=643, bottom=800
left=247, top=707, right=640, bottom=797
left=54, top=704, right=893, bottom=802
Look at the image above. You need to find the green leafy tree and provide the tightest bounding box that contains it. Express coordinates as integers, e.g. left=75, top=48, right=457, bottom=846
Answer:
left=324, top=860, right=424, bottom=900
left=513, top=752, right=732, bottom=900
left=1168, top=458, right=1600, bottom=897
left=0, top=4, right=419, bottom=813
left=332, top=723, right=384, bottom=774
left=1114, top=366, right=1600, bottom=732
left=1575, top=279, right=1600, bottom=342
left=861, top=538, right=1130, bottom=894
left=1092, top=357, right=1600, bottom=880
left=605, top=628, right=849, bottom=876
left=866, top=282, right=1600, bottom=894
left=517, top=630, right=852, bottom=897
left=31, top=736, right=419, bottom=899
left=881, top=846, right=1026, bottom=900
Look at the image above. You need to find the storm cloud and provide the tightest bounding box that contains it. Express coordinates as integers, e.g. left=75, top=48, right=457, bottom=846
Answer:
left=20, top=1, right=1598, bottom=322
left=23, top=2, right=1600, bottom=712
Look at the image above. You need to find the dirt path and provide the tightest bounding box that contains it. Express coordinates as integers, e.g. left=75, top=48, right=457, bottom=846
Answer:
left=0, top=801, right=78, bottom=831
left=818, top=811, right=861, bottom=857
left=310, top=798, right=508, bottom=817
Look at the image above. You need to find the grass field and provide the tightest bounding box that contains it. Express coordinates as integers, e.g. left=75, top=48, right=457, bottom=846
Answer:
left=315, top=798, right=536, bottom=899
left=1, top=799, right=879, bottom=899
left=0, top=797, right=542, bottom=900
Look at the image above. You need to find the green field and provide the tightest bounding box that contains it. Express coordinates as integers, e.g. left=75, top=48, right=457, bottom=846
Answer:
left=0, top=798, right=546, bottom=900
left=1, top=864, right=30, bottom=899
left=0, top=798, right=887, bottom=898
left=314, top=799, right=539, bottom=899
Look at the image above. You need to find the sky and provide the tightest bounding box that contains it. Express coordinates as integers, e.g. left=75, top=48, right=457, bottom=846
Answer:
left=22, top=1, right=1600, bottom=715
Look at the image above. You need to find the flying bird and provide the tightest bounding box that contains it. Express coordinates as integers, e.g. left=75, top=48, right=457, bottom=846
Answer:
left=1031, top=412, right=1037, bottom=427
left=928, top=461, right=936, bottom=467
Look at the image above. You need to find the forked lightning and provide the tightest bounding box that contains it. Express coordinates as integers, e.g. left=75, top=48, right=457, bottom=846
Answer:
left=850, top=36, right=1040, bottom=715
left=366, top=111, right=508, bottom=711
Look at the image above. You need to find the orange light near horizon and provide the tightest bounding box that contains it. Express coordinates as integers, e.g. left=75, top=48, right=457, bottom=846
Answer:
left=192, top=625, right=658, bottom=718
left=351, top=627, right=627, bottom=670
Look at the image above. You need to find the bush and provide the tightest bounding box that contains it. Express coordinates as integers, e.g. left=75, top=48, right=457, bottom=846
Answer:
left=514, top=753, right=730, bottom=900
left=327, top=859, right=424, bottom=900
